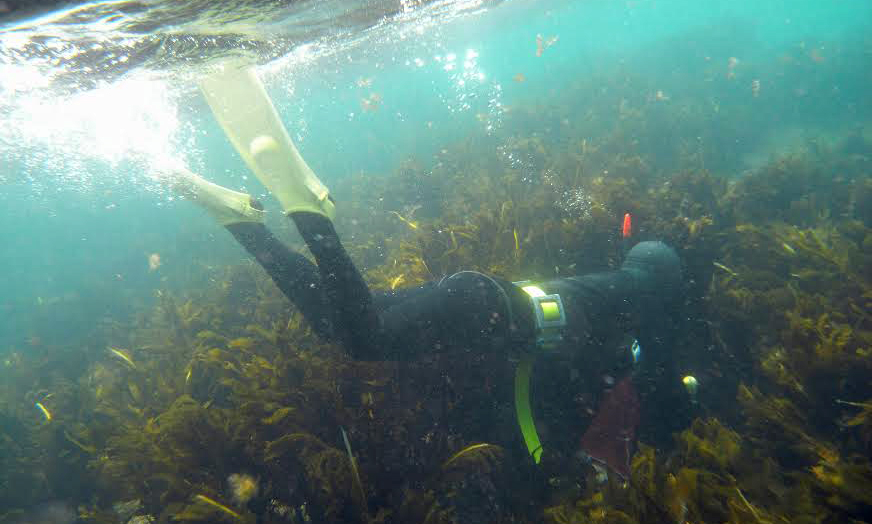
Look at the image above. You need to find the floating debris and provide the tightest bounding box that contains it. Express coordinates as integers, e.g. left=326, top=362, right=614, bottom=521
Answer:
left=148, top=253, right=161, bottom=271
left=536, top=34, right=559, bottom=57
left=682, top=375, right=699, bottom=402
left=727, top=56, right=740, bottom=78
left=360, top=92, right=382, bottom=112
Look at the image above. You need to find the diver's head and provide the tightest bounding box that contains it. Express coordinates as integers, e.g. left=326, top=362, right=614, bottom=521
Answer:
left=621, top=241, right=681, bottom=298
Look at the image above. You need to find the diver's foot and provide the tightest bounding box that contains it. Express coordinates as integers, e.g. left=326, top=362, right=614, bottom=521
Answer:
left=170, top=166, right=265, bottom=226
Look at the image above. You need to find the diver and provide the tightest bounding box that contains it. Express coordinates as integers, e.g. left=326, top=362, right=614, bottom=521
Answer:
left=170, top=65, right=686, bottom=482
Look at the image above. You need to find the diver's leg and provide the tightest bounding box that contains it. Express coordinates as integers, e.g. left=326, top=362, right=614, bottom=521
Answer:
left=173, top=168, right=336, bottom=340
left=198, top=65, right=377, bottom=354
left=288, top=211, right=381, bottom=358
left=224, top=223, right=336, bottom=340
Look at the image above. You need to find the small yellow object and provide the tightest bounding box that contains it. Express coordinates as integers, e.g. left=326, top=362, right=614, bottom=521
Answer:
left=682, top=375, right=699, bottom=397
left=513, top=228, right=520, bottom=251
left=194, top=494, right=241, bottom=519
left=712, top=262, right=738, bottom=277
left=107, top=347, right=136, bottom=368
left=389, top=211, right=418, bottom=230
left=443, top=443, right=493, bottom=468
left=35, top=401, right=52, bottom=422
left=389, top=274, right=405, bottom=290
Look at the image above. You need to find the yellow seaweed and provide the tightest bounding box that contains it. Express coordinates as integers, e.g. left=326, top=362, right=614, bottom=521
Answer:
left=389, top=210, right=418, bottom=230
left=107, top=346, right=136, bottom=368
left=63, top=430, right=96, bottom=454
left=443, top=443, right=494, bottom=469
left=261, top=407, right=294, bottom=425
left=35, top=401, right=52, bottom=422
left=193, top=494, right=241, bottom=519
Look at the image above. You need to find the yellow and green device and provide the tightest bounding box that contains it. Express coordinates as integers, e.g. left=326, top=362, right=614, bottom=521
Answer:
left=513, top=283, right=567, bottom=464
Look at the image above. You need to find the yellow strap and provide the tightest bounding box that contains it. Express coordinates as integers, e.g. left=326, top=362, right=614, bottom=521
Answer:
left=514, top=354, right=543, bottom=464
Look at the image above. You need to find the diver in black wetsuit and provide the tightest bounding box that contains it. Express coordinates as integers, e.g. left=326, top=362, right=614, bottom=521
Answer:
left=173, top=65, right=687, bottom=476
left=202, top=198, right=681, bottom=365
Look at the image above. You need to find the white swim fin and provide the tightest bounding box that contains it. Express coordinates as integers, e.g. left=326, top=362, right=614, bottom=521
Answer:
left=172, top=166, right=265, bottom=226
left=199, top=64, right=335, bottom=219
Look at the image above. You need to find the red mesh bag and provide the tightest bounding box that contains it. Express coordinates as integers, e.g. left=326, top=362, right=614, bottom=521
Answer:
left=579, top=375, right=640, bottom=479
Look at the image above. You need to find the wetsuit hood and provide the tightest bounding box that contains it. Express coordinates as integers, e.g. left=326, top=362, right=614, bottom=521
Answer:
left=621, top=241, right=682, bottom=299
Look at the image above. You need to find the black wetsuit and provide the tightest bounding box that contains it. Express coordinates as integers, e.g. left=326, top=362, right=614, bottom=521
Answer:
left=229, top=211, right=683, bottom=519
left=226, top=212, right=682, bottom=370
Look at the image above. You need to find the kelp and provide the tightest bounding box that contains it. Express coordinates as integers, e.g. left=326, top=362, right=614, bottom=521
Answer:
left=423, top=443, right=518, bottom=524
left=265, top=432, right=357, bottom=522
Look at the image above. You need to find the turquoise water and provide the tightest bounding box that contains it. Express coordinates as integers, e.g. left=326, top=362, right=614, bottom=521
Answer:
left=0, top=1, right=864, bottom=342
left=0, top=1, right=868, bottom=379
left=0, top=0, right=868, bottom=343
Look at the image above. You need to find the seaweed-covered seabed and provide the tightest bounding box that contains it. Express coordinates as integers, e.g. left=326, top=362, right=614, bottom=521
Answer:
left=2, top=78, right=871, bottom=524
